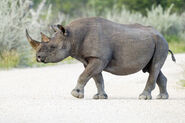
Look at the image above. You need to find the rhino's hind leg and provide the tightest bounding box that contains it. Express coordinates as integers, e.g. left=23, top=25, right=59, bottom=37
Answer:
left=93, top=73, right=108, bottom=99
left=156, top=71, right=169, bottom=99
left=139, top=65, right=160, bottom=100
left=139, top=39, right=168, bottom=100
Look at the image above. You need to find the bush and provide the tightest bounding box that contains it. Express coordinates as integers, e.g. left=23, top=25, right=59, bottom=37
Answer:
left=0, top=0, right=31, bottom=66
left=105, top=5, right=185, bottom=42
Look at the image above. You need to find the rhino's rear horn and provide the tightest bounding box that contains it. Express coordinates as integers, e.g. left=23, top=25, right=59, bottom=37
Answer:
left=26, top=29, right=40, bottom=50
left=40, top=32, right=50, bottom=42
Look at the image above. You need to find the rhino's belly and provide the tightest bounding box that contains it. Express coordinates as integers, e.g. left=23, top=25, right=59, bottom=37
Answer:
left=104, top=48, right=154, bottom=75
left=104, top=62, right=148, bottom=75
left=104, top=58, right=151, bottom=75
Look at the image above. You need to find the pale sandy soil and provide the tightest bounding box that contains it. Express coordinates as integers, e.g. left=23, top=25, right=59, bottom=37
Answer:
left=0, top=54, right=185, bottom=123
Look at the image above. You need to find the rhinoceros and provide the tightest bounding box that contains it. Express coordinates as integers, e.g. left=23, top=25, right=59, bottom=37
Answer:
left=26, top=17, right=175, bottom=100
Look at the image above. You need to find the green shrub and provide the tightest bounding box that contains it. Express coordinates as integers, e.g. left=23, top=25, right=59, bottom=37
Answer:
left=105, top=5, right=185, bottom=40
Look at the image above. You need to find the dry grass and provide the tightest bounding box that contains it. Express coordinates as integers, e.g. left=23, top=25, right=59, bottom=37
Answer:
left=0, top=51, right=20, bottom=69
left=169, top=41, right=185, bottom=53
left=181, top=66, right=185, bottom=87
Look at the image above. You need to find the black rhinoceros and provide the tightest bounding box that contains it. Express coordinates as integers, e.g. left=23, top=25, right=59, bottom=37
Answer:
left=26, top=17, right=175, bottom=100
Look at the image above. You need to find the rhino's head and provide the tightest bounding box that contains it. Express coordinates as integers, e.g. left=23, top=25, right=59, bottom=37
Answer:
left=26, top=25, right=71, bottom=63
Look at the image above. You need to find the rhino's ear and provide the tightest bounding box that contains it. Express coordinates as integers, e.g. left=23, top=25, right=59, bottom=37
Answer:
left=51, top=25, right=68, bottom=36
left=57, top=24, right=68, bottom=36
left=56, top=24, right=65, bottom=33
left=40, top=32, right=50, bottom=42
left=26, top=29, right=40, bottom=50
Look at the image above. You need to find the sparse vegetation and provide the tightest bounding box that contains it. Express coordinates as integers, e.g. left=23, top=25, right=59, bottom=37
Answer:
left=0, top=51, right=20, bottom=69
left=181, top=67, right=185, bottom=87
left=181, top=80, right=185, bottom=87
left=169, top=42, right=185, bottom=53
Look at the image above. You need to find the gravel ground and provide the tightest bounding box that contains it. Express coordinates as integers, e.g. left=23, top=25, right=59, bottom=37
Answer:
left=0, top=54, right=185, bottom=123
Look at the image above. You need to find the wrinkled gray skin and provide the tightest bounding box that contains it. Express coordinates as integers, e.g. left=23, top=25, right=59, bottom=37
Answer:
left=26, top=17, right=176, bottom=100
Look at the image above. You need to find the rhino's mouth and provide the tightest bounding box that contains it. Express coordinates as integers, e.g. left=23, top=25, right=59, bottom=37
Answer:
left=36, top=55, right=67, bottom=63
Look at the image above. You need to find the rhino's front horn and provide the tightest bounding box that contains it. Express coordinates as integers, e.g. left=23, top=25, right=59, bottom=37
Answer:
left=26, top=29, right=40, bottom=50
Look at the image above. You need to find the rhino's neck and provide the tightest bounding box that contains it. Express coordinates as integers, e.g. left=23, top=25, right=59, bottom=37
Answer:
left=70, top=39, right=78, bottom=57
left=68, top=26, right=87, bottom=58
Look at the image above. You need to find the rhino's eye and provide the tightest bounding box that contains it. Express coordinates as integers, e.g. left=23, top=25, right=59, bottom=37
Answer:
left=50, top=46, right=56, bottom=49
left=62, top=45, right=66, bottom=49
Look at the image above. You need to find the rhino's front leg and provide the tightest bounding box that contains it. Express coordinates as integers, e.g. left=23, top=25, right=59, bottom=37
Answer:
left=71, top=58, right=105, bottom=99
left=93, top=73, right=108, bottom=99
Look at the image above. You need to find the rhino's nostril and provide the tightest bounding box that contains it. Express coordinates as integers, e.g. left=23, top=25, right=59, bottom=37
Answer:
left=37, top=55, right=46, bottom=63
left=37, top=56, right=42, bottom=62
left=37, top=58, right=41, bottom=62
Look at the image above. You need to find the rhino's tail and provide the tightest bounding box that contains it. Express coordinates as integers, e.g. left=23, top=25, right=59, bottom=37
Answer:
left=168, top=50, right=176, bottom=62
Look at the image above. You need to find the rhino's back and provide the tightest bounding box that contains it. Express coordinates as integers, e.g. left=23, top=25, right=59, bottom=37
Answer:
left=70, top=17, right=158, bottom=75
left=93, top=17, right=157, bottom=75
left=101, top=20, right=157, bottom=75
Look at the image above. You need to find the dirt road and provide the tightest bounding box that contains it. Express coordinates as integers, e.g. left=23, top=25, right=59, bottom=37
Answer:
left=0, top=54, right=185, bottom=123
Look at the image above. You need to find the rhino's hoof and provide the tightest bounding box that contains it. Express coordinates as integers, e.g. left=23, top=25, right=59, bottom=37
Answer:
left=71, top=89, right=84, bottom=98
left=139, top=91, right=152, bottom=100
left=156, top=93, right=169, bottom=99
left=93, top=93, right=108, bottom=99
